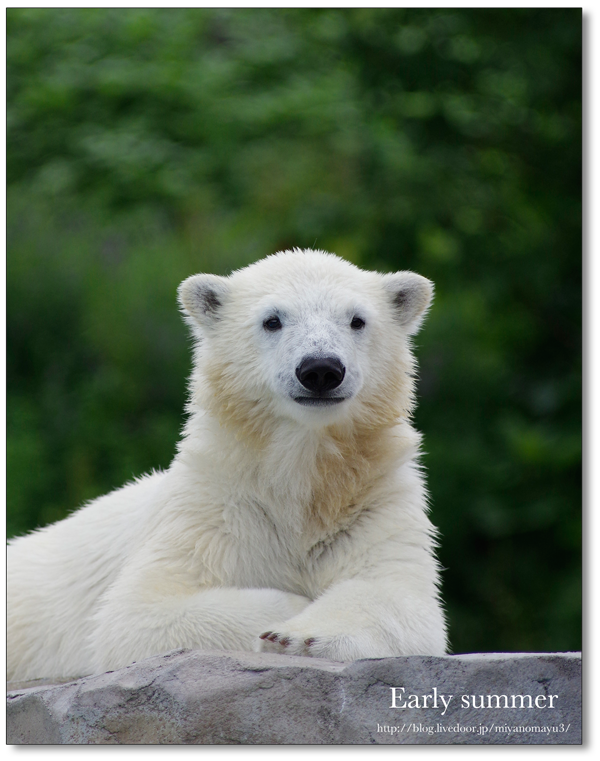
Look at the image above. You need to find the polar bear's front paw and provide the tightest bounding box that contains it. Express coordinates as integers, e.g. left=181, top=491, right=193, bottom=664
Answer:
left=258, top=629, right=316, bottom=655
left=257, top=627, right=350, bottom=659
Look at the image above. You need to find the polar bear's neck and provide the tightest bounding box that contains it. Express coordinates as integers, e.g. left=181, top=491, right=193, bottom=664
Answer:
left=180, top=399, right=421, bottom=540
left=269, top=418, right=421, bottom=535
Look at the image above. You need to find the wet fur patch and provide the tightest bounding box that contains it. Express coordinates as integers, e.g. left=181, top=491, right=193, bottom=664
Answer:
left=202, top=359, right=275, bottom=449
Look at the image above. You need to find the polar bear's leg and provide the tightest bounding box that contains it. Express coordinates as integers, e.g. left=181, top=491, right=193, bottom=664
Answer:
left=257, top=578, right=447, bottom=660
left=90, top=586, right=311, bottom=673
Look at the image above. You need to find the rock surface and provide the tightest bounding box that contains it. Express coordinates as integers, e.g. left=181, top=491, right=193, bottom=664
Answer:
left=7, top=650, right=581, bottom=745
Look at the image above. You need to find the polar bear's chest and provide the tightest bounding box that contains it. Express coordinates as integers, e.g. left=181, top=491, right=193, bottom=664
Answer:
left=201, top=499, right=336, bottom=597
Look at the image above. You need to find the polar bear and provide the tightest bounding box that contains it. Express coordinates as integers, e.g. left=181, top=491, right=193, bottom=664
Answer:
left=7, top=249, right=447, bottom=681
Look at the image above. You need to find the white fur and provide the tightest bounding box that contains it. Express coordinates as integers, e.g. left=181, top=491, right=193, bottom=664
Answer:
left=7, top=249, right=447, bottom=681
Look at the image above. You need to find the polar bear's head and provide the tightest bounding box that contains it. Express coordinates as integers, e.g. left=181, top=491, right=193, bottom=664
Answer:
left=179, top=250, right=432, bottom=434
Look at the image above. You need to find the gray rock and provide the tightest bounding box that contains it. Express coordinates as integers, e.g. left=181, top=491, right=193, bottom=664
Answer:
left=7, top=650, right=581, bottom=745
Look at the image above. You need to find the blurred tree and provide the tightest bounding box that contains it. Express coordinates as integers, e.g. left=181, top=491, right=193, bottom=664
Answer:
left=7, top=8, right=581, bottom=653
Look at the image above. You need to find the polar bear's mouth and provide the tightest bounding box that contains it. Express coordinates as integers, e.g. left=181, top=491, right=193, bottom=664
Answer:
left=294, top=396, right=347, bottom=406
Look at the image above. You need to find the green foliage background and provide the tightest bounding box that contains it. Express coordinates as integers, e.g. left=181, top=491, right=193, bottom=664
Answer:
left=7, top=8, right=581, bottom=653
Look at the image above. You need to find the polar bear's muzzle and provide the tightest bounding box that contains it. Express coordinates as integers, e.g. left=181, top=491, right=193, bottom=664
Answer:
left=294, top=356, right=347, bottom=406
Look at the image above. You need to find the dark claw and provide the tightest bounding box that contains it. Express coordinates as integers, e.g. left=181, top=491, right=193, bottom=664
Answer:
left=279, top=637, right=290, bottom=647
left=304, top=637, right=315, bottom=647
left=259, top=631, right=272, bottom=640
left=267, top=632, right=279, bottom=642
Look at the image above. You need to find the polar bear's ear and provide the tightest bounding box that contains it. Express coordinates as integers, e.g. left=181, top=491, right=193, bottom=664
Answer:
left=381, top=271, right=434, bottom=334
left=178, top=274, right=230, bottom=327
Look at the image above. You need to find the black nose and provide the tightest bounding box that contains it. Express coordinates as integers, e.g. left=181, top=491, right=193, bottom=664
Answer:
left=295, top=357, right=346, bottom=393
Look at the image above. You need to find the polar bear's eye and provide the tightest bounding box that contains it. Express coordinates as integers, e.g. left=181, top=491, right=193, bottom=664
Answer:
left=263, top=316, right=282, bottom=331
left=350, top=316, right=365, bottom=330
